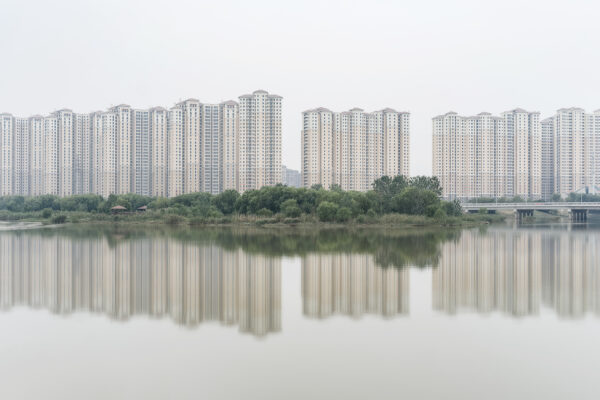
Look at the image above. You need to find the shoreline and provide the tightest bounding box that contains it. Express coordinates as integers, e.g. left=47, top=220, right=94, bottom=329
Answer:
left=0, top=211, right=505, bottom=229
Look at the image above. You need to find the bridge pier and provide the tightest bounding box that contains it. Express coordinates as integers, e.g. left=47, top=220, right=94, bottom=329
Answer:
left=515, top=209, right=534, bottom=221
left=570, top=209, right=588, bottom=222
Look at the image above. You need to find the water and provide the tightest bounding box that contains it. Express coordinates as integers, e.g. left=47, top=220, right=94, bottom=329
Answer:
left=1, top=223, right=599, bottom=399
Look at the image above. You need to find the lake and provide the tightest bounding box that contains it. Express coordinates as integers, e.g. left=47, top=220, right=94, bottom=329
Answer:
left=1, top=223, right=599, bottom=399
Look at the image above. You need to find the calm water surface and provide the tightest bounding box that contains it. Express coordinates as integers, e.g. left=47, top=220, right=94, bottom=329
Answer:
left=1, top=223, right=599, bottom=399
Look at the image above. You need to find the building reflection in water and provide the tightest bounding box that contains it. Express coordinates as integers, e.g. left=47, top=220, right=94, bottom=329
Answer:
left=0, top=233, right=281, bottom=337
left=302, top=254, right=409, bottom=319
left=433, top=229, right=600, bottom=318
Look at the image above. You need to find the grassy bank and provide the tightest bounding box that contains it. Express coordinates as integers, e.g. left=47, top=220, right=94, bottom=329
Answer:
left=0, top=208, right=505, bottom=228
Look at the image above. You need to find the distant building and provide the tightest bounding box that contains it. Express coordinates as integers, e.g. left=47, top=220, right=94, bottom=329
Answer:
left=282, top=165, right=301, bottom=188
left=301, top=107, right=410, bottom=191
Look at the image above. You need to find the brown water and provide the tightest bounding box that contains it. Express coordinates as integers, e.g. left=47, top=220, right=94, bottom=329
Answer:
left=0, top=224, right=599, bottom=399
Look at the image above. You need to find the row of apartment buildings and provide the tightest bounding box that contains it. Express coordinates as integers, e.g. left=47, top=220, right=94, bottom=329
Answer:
left=0, top=90, right=281, bottom=197
left=433, top=107, right=600, bottom=200
left=301, top=107, right=410, bottom=191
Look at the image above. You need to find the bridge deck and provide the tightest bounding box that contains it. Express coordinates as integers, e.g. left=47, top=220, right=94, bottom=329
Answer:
left=461, top=202, right=600, bottom=211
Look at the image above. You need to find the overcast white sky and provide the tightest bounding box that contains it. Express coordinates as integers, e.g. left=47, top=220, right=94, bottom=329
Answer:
left=1, top=0, right=599, bottom=174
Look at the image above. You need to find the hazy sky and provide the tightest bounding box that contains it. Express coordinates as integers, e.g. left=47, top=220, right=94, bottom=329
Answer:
left=1, top=0, right=599, bottom=174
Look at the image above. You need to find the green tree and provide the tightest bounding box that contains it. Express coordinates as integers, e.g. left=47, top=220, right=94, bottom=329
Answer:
left=433, top=207, right=447, bottom=222
left=281, top=199, right=302, bottom=218
left=213, top=190, right=240, bottom=215
left=409, top=176, right=442, bottom=196
left=392, top=187, right=440, bottom=215
left=335, top=207, right=352, bottom=222
left=443, top=199, right=463, bottom=216
left=317, top=201, right=338, bottom=222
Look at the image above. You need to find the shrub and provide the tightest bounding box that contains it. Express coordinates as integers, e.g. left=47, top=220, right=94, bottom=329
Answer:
left=433, top=208, right=447, bottom=222
left=443, top=200, right=463, bottom=217
left=256, top=208, right=273, bottom=217
left=336, top=207, right=352, bottom=222
left=188, top=217, right=206, bottom=226
left=41, top=208, right=52, bottom=219
left=366, top=209, right=377, bottom=218
left=165, top=215, right=185, bottom=225
left=392, top=187, right=440, bottom=215
left=425, top=204, right=439, bottom=218
left=317, top=201, right=338, bottom=222
left=51, top=215, right=67, bottom=224
left=281, top=199, right=302, bottom=218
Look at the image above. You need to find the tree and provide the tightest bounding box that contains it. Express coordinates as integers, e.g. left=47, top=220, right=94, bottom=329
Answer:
left=551, top=193, right=562, bottom=202
left=213, top=190, right=240, bottom=215
left=336, top=207, right=352, bottom=222
left=372, top=175, right=409, bottom=213
left=256, top=208, right=273, bottom=217
left=409, top=176, right=442, bottom=196
left=433, top=207, right=447, bottom=221
left=281, top=199, right=302, bottom=218
left=443, top=199, right=463, bottom=216
left=392, top=187, right=440, bottom=215
left=317, top=201, right=338, bottom=222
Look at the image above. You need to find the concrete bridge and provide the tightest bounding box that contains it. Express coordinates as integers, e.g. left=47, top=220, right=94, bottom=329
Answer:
left=461, top=202, right=600, bottom=221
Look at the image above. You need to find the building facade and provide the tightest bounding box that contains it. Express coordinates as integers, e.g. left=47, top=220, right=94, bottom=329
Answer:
left=301, top=107, right=410, bottom=191
left=238, top=90, right=282, bottom=192
left=282, top=165, right=301, bottom=188
left=551, top=108, right=600, bottom=196
left=0, top=90, right=282, bottom=198
left=432, top=109, right=542, bottom=200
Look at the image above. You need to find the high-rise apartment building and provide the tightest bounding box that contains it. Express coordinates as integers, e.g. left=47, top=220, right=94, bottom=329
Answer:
left=132, top=109, right=151, bottom=196
left=29, top=116, right=44, bottom=196
left=202, top=104, right=221, bottom=194
left=0, top=114, right=14, bottom=196
left=74, top=113, right=92, bottom=195
left=13, top=117, right=29, bottom=196
left=550, top=108, right=600, bottom=196
left=301, top=107, right=410, bottom=191
left=238, top=90, right=282, bottom=192
left=541, top=118, right=554, bottom=200
left=0, top=90, right=282, bottom=198
left=43, top=114, right=59, bottom=196
left=432, top=109, right=541, bottom=200
left=150, top=107, right=168, bottom=197
left=221, top=101, right=239, bottom=191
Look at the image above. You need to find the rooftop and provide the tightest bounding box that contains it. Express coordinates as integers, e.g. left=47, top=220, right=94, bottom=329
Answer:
left=557, top=107, right=585, bottom=112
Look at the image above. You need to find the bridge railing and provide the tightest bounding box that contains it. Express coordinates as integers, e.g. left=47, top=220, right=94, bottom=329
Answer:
left=460, top=202, right=600, bottom=209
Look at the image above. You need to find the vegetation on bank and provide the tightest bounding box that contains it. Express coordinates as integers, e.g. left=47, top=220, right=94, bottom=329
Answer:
left=0, top=175, right=502, bottom=226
